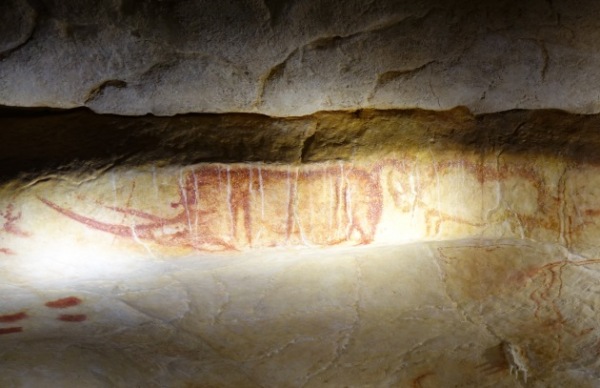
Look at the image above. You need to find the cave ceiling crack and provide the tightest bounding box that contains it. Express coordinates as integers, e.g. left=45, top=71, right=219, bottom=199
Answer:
left=367, top=60, right=440, bottom=103
left=253, top=8, right=439, bottom=109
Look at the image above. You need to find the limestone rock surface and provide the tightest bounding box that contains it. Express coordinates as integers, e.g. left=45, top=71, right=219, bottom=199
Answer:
left=1, top=109, right=600, bottom=386
left=4, top=0, right=600, bottom=384
left=2, top=0, right=600, bottom=115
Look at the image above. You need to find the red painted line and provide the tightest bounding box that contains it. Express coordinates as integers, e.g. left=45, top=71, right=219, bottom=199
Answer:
left=105, top=205, right=167, bottom=222
left=0, top=247, right=15, bottom=255
left=0, top=327, right=22, bottom=335
left=0, top=312, right=27, bottom=323
left=45, top=296, right=82, bottom=309
left=38, top=196, right=182, bottom=239
left=57, top=314, right=87, bottom=322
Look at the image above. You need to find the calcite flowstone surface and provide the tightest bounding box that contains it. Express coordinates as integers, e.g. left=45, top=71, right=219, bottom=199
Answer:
left=2, top=109, right=600, bottom=386
left=3, top=0, right=600, bottom=115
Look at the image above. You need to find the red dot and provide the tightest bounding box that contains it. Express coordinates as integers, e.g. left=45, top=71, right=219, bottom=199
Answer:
left=0, top=327, right=22, bottom=335
left=45, top=297, right=82, bottom=309
left=57, top=314, right=87, bottom=322
left=0, top=312, right=27, bottom=323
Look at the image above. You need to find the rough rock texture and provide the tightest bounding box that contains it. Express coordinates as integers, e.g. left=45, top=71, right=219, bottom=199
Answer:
left=3, top=0, right=600, bottom=115
left=1, top=106, right=599, bottom=180
left=2, top=109, right=600, bottom=386
left=4, top=0, right=600, bottom=385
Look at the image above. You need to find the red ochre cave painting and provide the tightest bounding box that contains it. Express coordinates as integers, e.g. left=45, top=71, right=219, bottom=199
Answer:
left=46, top=296, right=87, bottom=323
left=0, top=296, right=86, bottom=336
left=0, top=311, right=28, bottom=323
left=0, top=310, right=27, bottom=336
left=45, top=296, right=82, bottom=309
left=440, top=245, right=600, bottom=348
left=0, top=327, right=23, bottom=335
left=385, top=159, right=560, bottom=238
left=57, top=314, right=87, bottom=322
left=36, top=158, right=600, bottom=251
left=514, top=258, right=600, bottom=338
left=39, top=163, right=383, bottom=251
left=0, top=204, right=31, bottom=255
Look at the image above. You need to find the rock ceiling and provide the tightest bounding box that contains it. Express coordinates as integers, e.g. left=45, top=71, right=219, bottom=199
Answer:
left=3, top=0, right=600, bottom=116
left=2, top=0, right=600, bottom=387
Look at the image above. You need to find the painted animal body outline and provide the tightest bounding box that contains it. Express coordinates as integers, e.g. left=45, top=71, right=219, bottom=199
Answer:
left=39, top=162, right=383, bottom=251
left=384, top=157, right=560, bottom=238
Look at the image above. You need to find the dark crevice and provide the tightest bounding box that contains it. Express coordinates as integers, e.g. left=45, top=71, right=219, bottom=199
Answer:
left=300, top=132, right=316, bottom=163
left=0, top=105, right=599, bottom=182
left=84, top=80, right=128, bottom=104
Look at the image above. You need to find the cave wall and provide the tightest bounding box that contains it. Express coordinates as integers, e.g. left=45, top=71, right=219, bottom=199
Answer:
left=3, top=0, right=600, bottom=115
left=3, top=1, right=600, bottom=387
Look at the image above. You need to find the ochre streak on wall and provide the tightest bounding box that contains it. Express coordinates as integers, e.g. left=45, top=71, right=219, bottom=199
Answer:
left=31, top=152, right=600, bottom=257
left=57, top=314, right=87, bottom=322
left=0, top=312, right=27, bottom=323
left=39, top=162, right=383, bottom=251
left=45, top=297, right=82, bottom=309
left=0, top=327, right=22, bottom=335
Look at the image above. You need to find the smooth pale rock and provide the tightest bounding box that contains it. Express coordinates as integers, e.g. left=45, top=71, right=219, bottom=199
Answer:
left=2, top=238, right=599, bottom=387
left=2, top=0, right=600, bottom=115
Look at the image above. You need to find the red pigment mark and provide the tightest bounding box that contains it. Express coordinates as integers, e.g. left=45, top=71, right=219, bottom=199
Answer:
left=45, top=296, right=82, bottom=309
left=57, top=314, right=86, bottom=322
left=1, top=204, right=30, bottom=237
left=38, top=196, right=188, bottom=243
left=381, top=158, right=562, bottom=238
left=40, top=162, right=384, bottom=251
left=286, top=169, right=297, bottom=241
left=0, top=327, right=22, bottom=335
left=0, top=312, right=27, bottom=323
left=0, top=247, right=15, bottom=255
